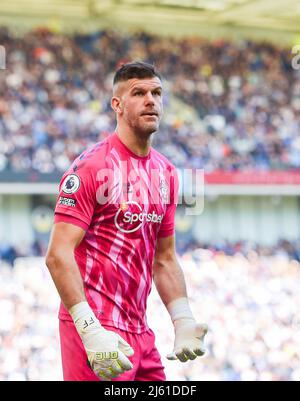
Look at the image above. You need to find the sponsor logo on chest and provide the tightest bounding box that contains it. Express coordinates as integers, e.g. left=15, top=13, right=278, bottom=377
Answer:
left=114, top=201, right=163, bottom=233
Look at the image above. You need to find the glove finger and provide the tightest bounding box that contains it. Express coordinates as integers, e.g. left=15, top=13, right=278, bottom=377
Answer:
left=106, top=368, right=122, bottom=379
left=117, top=351, right=133, bottom=371
left=194, top=347, right=206, bottom=356
left=182, top=348, right=197, bottom=360
left=175, top=350, right=189, bottom=363
left=166, top=352, right=177, bottom=361
left=95, top=370, right=111, bottom=381
left=96, top=367, right=118, bottom=380
left=111, top=360, right=125, bottom=375
left=117, top=335, right=134, bottom=357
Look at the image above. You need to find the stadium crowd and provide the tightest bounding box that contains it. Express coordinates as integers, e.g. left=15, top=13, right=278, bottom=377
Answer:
left=0, top=257, right=61, bottom=380
left=2, top=238, right=300, bottom=266
left=0, top=27, right=300, bottom=173
left=0, top=249, right=299, bottom=381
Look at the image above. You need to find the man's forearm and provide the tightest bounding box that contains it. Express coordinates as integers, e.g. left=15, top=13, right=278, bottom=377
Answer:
left=153, top=256, right=188, bottom=307
left=153, top=251, right=196, bottom=323
left=46, top=249, right=86, bottom=311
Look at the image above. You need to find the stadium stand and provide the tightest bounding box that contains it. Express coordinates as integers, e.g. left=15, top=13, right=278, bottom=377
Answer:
left=0, top=27, right=300, bottom=174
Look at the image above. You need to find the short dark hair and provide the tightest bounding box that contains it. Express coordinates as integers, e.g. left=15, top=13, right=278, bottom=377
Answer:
left=113, top=61, right=162, bottom=85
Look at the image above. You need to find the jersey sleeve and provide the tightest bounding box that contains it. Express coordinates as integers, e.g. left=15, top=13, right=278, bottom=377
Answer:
left=54, top=165, right=97, bottom=231
left=157, top=167, right=179, bottom=238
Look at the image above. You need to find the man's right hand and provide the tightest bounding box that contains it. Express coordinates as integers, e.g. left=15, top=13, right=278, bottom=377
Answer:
left=69, top=302, right=134, bottom=381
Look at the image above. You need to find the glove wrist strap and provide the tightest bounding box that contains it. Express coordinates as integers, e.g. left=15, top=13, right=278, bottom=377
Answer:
left=167, top=297, right=195, bottom=323
left=69, top=301, right=102, bottom=335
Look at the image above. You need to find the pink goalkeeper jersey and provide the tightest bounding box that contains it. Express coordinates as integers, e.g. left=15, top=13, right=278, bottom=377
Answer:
left=54, top=133, right=179, bottom=333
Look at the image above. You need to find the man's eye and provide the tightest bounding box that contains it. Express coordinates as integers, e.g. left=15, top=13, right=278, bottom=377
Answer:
left=134, top=92, right=143, bottom=96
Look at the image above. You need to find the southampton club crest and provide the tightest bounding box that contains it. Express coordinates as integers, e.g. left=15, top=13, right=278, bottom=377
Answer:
left=159, top=177, right=169, bottom=203
left=62, top=174, right=81, bottom=194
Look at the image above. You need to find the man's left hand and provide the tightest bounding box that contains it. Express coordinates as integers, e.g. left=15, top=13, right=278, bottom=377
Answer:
left=167, top=320, right=208, bottom=362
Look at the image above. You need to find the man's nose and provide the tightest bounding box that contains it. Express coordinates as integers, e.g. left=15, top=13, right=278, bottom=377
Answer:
left=144, top=92, right=155, bottom=105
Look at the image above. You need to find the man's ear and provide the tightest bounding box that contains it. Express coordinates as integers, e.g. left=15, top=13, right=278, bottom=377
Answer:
left=111, top=96, right=123, bottom=114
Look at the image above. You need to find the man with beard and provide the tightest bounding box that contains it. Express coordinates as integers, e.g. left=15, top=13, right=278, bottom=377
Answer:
left=46, top=61, right=208, bottom=381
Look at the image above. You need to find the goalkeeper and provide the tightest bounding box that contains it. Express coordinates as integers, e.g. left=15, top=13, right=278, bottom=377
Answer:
left=46, top=61, right=208, bottom=381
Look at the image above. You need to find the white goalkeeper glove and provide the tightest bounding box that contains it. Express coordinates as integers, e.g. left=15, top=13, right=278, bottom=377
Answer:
left=166, top=297, right=208, bottom=362
left=69, top=301, right=134, bottom=381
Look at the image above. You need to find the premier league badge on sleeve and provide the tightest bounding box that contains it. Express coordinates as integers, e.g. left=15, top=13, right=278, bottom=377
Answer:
left=62, top=174, right=81, bottom=194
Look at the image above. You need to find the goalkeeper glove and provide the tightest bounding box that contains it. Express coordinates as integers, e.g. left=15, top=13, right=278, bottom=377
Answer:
left=69, top=301, right=134, bottom=381
left=166, top=297, right=208, bottom=362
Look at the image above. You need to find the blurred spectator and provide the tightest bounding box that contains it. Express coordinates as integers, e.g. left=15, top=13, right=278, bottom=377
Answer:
left=0, top=239, right=45, bottom=266
left=0, top=242, right=17, bottom=266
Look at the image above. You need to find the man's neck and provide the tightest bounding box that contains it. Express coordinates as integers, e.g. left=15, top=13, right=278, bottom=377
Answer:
left=116, top=128, right=153, bottom=157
